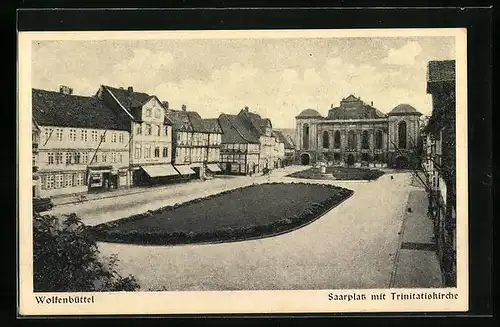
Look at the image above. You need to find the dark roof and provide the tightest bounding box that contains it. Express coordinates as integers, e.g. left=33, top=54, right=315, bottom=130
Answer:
left=165, top=110, right=221, bottom=133
left=238, top=109, right=272, bottom=135
left=102, top=85, right=168, bottom=122
left=326, top=95, right=386, bottom=120
left=32, top=89, right=129, bottom=130
left=296, top=108, right=323, bottom=118
left=218, top=114, right=260, bottom=143
left=427, top=60, right=455, bottom=83
left=387, top=104, right=422, bottom=116
left=272, top=130, right=294, bottom=149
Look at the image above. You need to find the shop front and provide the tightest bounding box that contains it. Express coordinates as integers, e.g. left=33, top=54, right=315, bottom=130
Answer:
left=87, top=166, right=115, bottom=192
left=140, top=164, right=180, bottom=185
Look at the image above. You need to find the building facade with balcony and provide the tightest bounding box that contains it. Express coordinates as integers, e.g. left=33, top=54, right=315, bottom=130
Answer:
left=295, top=94, right=422, bottom=168
left=165, top=105, right=223, bottom=179
left=32, top=87, right=132, bottom=197
left=97, top=85, right=176, bottom=186
left=423, top=60, right=456, bottom=287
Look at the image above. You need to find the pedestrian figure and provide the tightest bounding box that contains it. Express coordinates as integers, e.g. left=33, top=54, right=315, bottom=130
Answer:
left=390, top=175, right=394, bottom=180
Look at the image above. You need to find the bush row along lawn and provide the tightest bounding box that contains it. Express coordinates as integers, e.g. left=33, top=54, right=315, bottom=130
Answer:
left=286, top=167, right=385, bottom=181
left=89, top=182, right=354, bottom=245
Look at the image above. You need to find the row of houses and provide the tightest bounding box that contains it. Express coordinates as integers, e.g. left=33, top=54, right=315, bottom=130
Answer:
left=421, top=60, right=457, bottom=287
left=31, top=85, right=294, bottom=198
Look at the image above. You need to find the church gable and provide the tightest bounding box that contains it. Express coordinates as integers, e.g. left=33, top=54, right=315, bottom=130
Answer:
left=328, top=94, right=380, bottom=120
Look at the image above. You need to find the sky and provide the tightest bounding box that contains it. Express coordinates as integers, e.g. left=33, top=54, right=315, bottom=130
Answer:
left=31, top=36, right=455, bottom=128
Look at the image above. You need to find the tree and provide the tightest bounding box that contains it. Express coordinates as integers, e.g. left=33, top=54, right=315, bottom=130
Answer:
left=33, top=212, right=140, bottom=292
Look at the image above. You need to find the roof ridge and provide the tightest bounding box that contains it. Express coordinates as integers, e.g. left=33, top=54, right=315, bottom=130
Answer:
left=223, top=114, right=255, bottom=143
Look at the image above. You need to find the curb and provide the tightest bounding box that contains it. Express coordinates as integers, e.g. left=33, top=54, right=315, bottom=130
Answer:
left=388, top=192, right=411, bottom=288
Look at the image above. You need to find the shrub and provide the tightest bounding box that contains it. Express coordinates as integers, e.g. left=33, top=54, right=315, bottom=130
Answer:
left=33, top=212, right=140, bottom=292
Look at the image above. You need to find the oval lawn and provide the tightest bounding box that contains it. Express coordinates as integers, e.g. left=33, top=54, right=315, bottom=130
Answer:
left=90, top=182, right=353, bottom=245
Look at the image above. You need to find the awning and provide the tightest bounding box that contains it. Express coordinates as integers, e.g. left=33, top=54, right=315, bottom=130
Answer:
left=206, top=164, right=221, bottom=172
left=141, top=164, right=180, bottom=178
left=174, top=165, right=196, bottom=175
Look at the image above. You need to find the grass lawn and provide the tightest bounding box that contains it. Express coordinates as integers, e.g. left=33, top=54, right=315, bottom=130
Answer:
left=90, top=182, right=353, bottom=245
left=286, top=167, right=385, bottom=181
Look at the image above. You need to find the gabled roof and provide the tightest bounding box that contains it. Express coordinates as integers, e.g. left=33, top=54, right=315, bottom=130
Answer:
left=219, top=114, right=260, bottom=143
left=102, top=85, right=167, bottom=122
left=165, top=110, right=220, bottom=133
left=272, top=130, right=294, bottom=149
left=32, top=89, right=129, bottom=131
left=237, top=109, right=272, bottom=136
left=387, top=104, right=422, bottom=116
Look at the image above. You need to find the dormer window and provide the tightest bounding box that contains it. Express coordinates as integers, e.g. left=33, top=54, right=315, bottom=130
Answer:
left=154, top=109, right=161, bottom=118
left=146, top=108, right=152, bottom=117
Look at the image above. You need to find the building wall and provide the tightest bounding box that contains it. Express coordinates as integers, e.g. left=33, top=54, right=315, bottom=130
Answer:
left=259, top=135, right=276, bottom=170
left=220, top=143, right=259, bottom=175
left=37, top=125, right=130, bottom=197
left=131, top=98, right=172, bottom=167
left=32, top=125, right=41, bottom=198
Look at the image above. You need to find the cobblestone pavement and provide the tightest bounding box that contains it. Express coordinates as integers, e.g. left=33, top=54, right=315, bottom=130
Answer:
left=98, top=171, right=417, bottom=291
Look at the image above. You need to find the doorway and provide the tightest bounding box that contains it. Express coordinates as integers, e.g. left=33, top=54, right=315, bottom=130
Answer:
left=300, top=153, right=310, bottom=165
left=347, top=154, right=355, bottom=166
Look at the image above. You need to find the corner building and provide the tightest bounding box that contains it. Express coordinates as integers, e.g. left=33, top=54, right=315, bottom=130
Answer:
left=295, top=94, right=422, bottom=168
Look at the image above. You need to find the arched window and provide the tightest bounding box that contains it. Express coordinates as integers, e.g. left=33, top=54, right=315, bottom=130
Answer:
left=347, top=130, right=356, bottom=149
left=375, top=130, right=383, bottom=149
left=361, top=130, right=370, bottom=149
left=398, top=121, right=407, bottom=149
left=302, top=124, right=309, bottom=150
left=322, top=131, right=329, bottom=148
left=334, top=131, right=341, bottom=148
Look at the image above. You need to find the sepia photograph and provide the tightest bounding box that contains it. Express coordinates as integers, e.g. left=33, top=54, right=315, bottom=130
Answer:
left=18, top=28, right=468, bottom=315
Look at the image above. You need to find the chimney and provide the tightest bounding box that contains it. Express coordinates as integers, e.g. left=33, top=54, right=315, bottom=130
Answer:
left=330, top=104, right=333, bottom=109
left=244, top=106, right=249, bottom=112
left=182, top=104, right=187, bottom=111
left=127, top=86, right=134, bottom=93
left=162, top=101, right=169, bottom=110
left=371, top=101, right=373, bottom=106
left=59, top=85, right=73, bottom=95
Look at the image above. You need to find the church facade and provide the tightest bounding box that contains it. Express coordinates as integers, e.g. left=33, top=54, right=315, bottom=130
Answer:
left=295, top=95, right=422, bottom=168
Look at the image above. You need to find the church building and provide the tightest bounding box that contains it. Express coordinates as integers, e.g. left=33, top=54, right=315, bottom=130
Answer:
left=295, top=94, right=422, bottom=168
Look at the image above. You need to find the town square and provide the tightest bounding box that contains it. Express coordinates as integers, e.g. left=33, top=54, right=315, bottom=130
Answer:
left=28, top=34, right=457, bottom=293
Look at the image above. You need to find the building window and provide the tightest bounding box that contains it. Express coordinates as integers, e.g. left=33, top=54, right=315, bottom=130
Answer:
left=154, top=147, right=160, bottom=158
left=119, top=133, right=124, bottom=143
left=155, top=109, right=161, bottom=118
left=44, top=128, right=53, bottom=143
left=101, top=153, right=107, bottom=163
left=162, top=147, right=168, bottom=157
left=55, top=174, right=63, bottom=188
left=322, top=131, right=330, bottom=148
left=82, top=152, right=88, bottom=164
left=118, top=153, right=123, bottom=163
left=76, top=173, right=84, bottom=186
left=56, top=129, right=63, bottom=142
left=375, top=130, right=383, bottom=149
left=362, top=130, right=370, bottom=149
left=64, top=174, right=73, bottom=188
left=164, top=126, right=169, bottom=137
left=81, top=130, right=88, bottom=142
left=47, top=152, right=54, bottom=165
left=92, top=130, right=98, bottom=142
left=157, top=125, right=161, bottom=136
left=146, top=124, right=152, bottom=135
left=55, top=152, right=63, bottom=165
left=334, top=131, right=341, bottom=148
left=65, top=152, right=72, bottom=164
left=73, top=152, right=81, bottom=164
left=144, top=145, right=151, bottom=158
left=398, top=121, right=407, bottom=149
left=111, top=152, right=117, bottom=163
left=69, top=129, right=76, bottom=142
left=302, top=124, right=309, bottom=150
left=43, top=175, right=55, bottom=189
left=146, top=108, right=152, bottom=117
left=101, top=133, right=106, bottom=143
left=136, top=125, right=142, bottom=135
left=347, top=130, right=357, bottom=150
left=112, top=133, right=117, bottom=143
left=134, top=147, right=141, bottom=159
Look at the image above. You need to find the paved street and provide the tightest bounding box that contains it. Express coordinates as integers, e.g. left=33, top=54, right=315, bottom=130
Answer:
left=96, top=170, right=417, bottom=290
left=46, top=166, right=308, bottom=226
